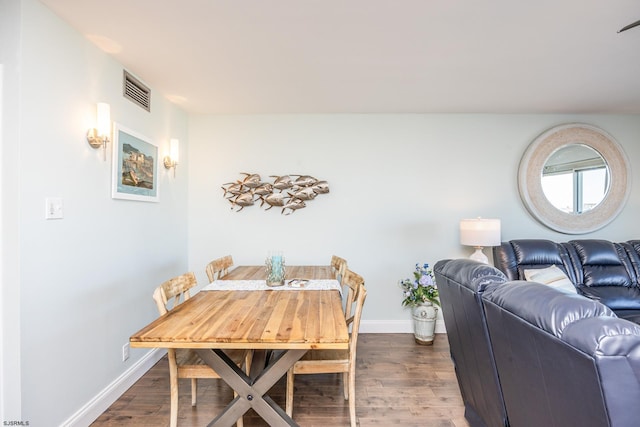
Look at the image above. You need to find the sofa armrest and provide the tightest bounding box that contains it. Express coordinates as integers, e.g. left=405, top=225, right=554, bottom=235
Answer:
left=563, top=317, right=640, bottom=427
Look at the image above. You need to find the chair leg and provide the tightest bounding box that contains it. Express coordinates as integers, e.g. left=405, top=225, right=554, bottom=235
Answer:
left=285, top=368, right=295, bottom=418
left=245, top=350, right=253, bottom=374
left=343, top=372, right=349, bottom=399
left=348, top=367, right=357, bottom=427
left=191, top=378, right=197, bottom=406
left=167, top=351, right=179, bottom=427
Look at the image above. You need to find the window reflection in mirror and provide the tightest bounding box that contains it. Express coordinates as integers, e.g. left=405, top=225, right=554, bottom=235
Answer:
left=541, top=144, right=609, bottom=214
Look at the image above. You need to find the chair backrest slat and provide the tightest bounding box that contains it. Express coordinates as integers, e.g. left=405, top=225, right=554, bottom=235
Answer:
left=330, top=255, right=348, bottom=284
left=205, top=255, right=234, bottom=283
left=153, top=272, right=198, bottom=315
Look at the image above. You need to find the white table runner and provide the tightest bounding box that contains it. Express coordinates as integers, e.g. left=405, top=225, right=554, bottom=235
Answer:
left=202, top=279, right=341, bottom=295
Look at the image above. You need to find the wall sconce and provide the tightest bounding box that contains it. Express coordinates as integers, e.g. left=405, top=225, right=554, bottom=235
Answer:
left=164, top=138, right=179, bottom=177
left=459, top=218, right=501, bottom=264
left=86, top=102, right=111, bottom=160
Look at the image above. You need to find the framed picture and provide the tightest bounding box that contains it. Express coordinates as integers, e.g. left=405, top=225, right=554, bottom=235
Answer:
left=111, top=123, right=159, bottom=202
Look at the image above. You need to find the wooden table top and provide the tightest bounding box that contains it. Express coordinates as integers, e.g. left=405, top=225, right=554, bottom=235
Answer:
left=222, top=265, right=334, bottom=281
left=130, top=266, right=348, bottom=350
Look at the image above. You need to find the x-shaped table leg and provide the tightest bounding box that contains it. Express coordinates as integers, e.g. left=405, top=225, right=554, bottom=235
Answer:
left=196, top=348, right=307, bottom=427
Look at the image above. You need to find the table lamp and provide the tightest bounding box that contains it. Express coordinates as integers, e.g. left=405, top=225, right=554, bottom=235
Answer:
left=459, top=218, right=501, bottom=264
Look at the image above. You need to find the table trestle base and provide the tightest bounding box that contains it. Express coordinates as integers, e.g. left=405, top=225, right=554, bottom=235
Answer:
left=196, top=348, right=307, bottom=427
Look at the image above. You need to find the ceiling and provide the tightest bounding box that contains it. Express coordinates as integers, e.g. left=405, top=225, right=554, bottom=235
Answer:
left=39, top=0, right=640, bottom=114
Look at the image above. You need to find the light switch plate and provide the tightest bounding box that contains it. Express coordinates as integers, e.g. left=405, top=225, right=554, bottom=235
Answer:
left=122, top=343, right=130, bottom=362
left=45, top=197, right=63, bottom=219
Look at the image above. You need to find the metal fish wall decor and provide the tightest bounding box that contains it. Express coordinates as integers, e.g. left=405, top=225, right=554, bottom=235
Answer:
left=221, top=173, right=329, bottom=215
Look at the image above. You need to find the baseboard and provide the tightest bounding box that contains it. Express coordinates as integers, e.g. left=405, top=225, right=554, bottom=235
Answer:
left=61, top=348, right=166, bottom=427
left=360, top=319, right=446, bottom=334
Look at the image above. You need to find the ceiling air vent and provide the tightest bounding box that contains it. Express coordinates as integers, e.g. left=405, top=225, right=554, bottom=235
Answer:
left=123, top=70, right=151, bottom=112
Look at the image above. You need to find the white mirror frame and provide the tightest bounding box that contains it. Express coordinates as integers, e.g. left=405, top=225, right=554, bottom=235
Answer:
left=518, top=123, right=631, bottom=234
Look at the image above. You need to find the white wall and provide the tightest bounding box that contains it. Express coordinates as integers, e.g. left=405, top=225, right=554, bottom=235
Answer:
left=188, top=114, right=640, bottom=331
left=4, top=0, right=640, bottom=423
left=1, top=0, right=24, bottom=422
left=11, top=1, right=190, bottom=425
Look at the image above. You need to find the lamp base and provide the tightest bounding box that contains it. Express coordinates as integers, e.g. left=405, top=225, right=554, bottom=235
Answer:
left=469, top=247, right=489, bottom=264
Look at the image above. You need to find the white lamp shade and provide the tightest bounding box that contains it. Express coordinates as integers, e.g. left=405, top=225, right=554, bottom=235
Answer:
left=460, top=218, right=501, bottom=247
left=169, top=138, right=180, bottom=164
left=96, top=102, right=111, bottom=138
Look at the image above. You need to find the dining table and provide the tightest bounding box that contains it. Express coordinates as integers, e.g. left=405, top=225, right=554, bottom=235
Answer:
left=130, top=265, right=348, bottom=427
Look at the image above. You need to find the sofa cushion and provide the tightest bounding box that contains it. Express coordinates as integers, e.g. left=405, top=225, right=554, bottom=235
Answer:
left=622, top=241, right=640, bottom=280
left=524, top=265, right=577, bottom=294
left=483, top=281, right=615, bottom=338
left=493, top=239, right=576, bottom=283
left=613, top=309, right=640, bottom=324
left=578, top=285, right=640, bottom=310
left=565, top=240, right=635, bottom=288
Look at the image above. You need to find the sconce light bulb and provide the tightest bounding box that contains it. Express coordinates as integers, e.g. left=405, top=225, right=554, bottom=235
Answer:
left=96, top=102, right=111, bottom=141
left=170, top=139, right=180, bottom=165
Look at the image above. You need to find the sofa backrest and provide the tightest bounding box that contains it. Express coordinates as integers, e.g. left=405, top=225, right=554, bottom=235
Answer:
left=563, top=240, right=636, bottom=288
left=433, top=259, right=508, bottom=427
left=622, top=240, right=640, bottom=277
left=482, top=281, right=640, bottom=427
left=482, top=279, right=615, bottom=337
left=492, top=239, right=576, bottom=283
left=493, top=239, right=640, bottom=315
left=623, top=240, right=640, bottom=278
left=561, top=240, right=640, bottom=310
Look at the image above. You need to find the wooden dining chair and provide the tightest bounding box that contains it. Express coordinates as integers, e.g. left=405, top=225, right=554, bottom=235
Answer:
left=153, top=272, right=248, bottom=427
left=331, top=255, right=358, bottom=320
left=285, top=269, right=367, bottom=427
left=205, top=255, right=234, bottom=283
left=330, top=255, right=348, bottom=284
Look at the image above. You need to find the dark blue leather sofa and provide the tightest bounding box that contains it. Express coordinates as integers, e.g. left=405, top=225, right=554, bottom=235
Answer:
left=493, top=239, right=640, bottom=324
left=433, top=259, right=508, bottom=427
left=434, top=258, right=640, bottom=427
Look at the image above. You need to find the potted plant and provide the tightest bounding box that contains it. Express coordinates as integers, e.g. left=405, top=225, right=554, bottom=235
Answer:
left=399, top=263, right=440, bottom=345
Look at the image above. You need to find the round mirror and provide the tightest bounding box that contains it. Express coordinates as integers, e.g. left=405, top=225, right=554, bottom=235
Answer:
left=541, top=144, right=609, bottom=214
left=518, top=123, right=630, bottom=234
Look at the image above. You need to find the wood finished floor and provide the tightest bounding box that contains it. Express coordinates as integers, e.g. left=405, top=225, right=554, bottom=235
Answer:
left=91, top=333, right=468, bottom=427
